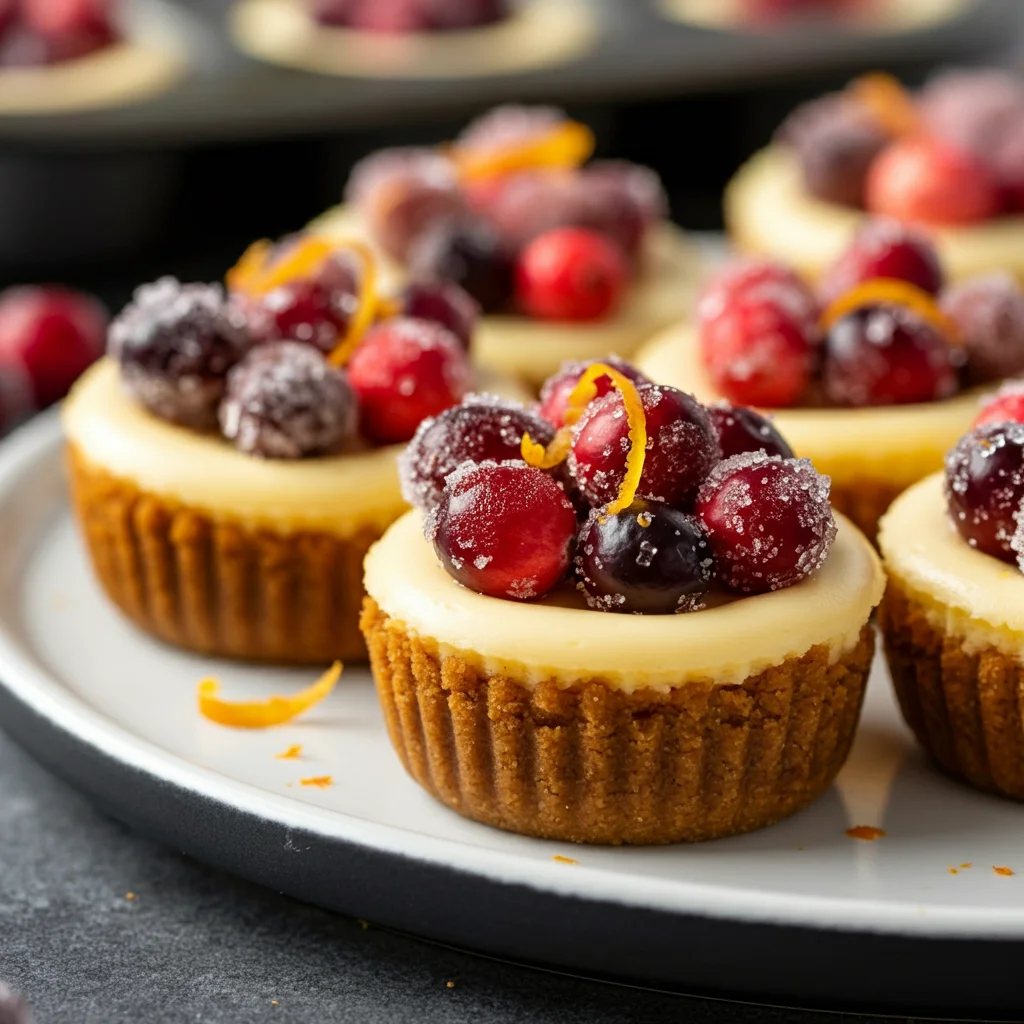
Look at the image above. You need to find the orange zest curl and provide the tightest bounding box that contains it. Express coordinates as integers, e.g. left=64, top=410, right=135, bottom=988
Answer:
left=820, top=278, right=960, bottom=341
left=300, top=775, right=334, bottom=789
left=227, top=235, right=338, bottom=296
left=452, top=120, right=595, bottom=183
left=326, top=240, right=380, bottom=367
left=849, top=72, right=919, bottom=137
left=521, top=429, right=572, bottom=470
left=197, top=661, right=341, bottom=729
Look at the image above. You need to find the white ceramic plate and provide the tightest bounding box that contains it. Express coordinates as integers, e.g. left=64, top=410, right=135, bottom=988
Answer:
left=1, top=412, right=1022, bottom=1015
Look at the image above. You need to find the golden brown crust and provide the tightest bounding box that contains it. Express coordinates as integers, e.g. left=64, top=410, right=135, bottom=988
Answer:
left=361, top=597, right=875, bottom=844
left=829, top=479, right=905, bottom=545
left=881, top=578, right=1024, bottom=800
left=67, top=443, right=381, bottom=663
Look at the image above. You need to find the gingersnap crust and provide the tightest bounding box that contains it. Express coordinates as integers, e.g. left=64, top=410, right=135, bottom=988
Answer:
left=361, top=597, right=875, bottom=844
left=68, top=442, right=378, bottom=663
left=881, top=577, right=1024, bottom=800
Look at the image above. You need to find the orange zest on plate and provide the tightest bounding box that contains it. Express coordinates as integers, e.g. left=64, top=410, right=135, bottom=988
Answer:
left=276, top=744, right=303, bottom=760
left=301, top=775, right=334, bottom=789
left=197, top=661, right=341, bottom=729
left=850, top=72, right=919, bottom=137
left=845, top=825, right=886, bottom=841
left=452, top=120, right=595, bottom=183
left=994, top=865, right=1016, bottom=877
left=821, top=278, right=960, bottom=341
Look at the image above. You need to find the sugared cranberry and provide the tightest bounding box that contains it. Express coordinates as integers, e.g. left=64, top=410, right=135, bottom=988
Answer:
left=706, top=403, right=794, bottom=461
left=574, top=499, right=712, bottom=614
left=317, top=0, right=430, bottom=30
left=697, top=257, right=818, bottom=329
left=219, top=342, right=357, bottom=459
left=945, top=422, right=1024, bottom=561
left=919, top=69, right=1024, bottom=161
left=22, top=0, right=113, bottom=35
left=744, top=0, right=861, bottom=20
left=347, top=317, right=469, bottom=444
left=569, top=383, right=719, bottom=509
left=695, top=453, right=836, bottom=594
left=819, top=220, right=943, bottom=304
left=475, top=171, right=581, bottom=253
left=0, top=983, right=29, bottom=1024
left=585, top=161, right=668, bottom=228
left=407, top=216, right=513, bottom=313
left=0, top=285, right=107, bottom=409
left=822, top=304, right=959, bottom=407
left=0, top=0, right=16, bottom=39
left=428, top=460, right=576, bottom=600
left=941, top=272, right=1024, bottom=384
left=537, top=356, right=651, bottom=428
left=865, top=136, right=1002, bottom=227
left=400, top=279, right=478, bottom=350
left=0, top=19, right=115, bottom=64
left=456, top=105, right=565, bottom=153
left=515, top=227, right=627, bottom=323
left=974, top=382, right=1024, bottom=429
left=110, top=277, right=249, bottom=430
left=423, top=0, right=508, bottom=29
left=399, top=396, right=553, bottom=510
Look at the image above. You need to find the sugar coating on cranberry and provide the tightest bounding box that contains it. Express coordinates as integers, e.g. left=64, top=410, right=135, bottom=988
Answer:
left=697, top=257, right=818, bottom=329
left=919, top=69, right=1024, bottom=161
left=706, top=402, right=794, bottom=461
left=569, top=383, right=719, bottom=509
left=401, top=279, right=479, bottom=350
left=456, top=105, right=566, bottom=153
left=574, top=499, right=713, bottom=614
left=110, top=277, right=250, bottom=430
left=941, top=272, right=1024, bottom=384
left=427, top=459, right=576, bottom=601
left=945, top=422, right=1024, bottom=562
left=537, top=355, right=651, bottom=427
left=219, top=341, right=357, bottom=459
left=695, top=453, right=836, bottom=594
left=399, top=395, right=554, bottom=510
left=974, top=382, right=1024, bottom=429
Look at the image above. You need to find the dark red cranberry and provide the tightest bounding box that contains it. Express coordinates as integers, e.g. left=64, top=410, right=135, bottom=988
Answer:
left=822, top=304, right=959, bottom=407
left=974, top=382, right=1024, bottom=429
left=569, top=383, right=719, bottom=509
left=570, top=168, right=649, bottom=260
left=0, top=983, right=29, bottom=1024
left=407, top=216, right=513, bottom=314
left=347, top=317, right=469, bottom=444
left=422, top=0, right=508, bottom=28
left=219, top=342, right=357, bottom=459
left=400, top=279, right=478, bottom=350
left=0, top=20, right=115, bottom=64
left=537, top=356, right=651, bottom=428
left=456, top=105, right=565, bottom=152
left=942, top=272, right=1024, bottom=384
left=110, top=277, right=249, bottom=430
left=428, top=460, right=576, bottom=600
left=695, top=453, right=836, bottom=594
left=0, top=0, right=16, bottom=39
left=574, top=499, right=712, bottom=614
left=0, top=285, right=107, bottom=408
left=945, top=422, right=1024, bottom=561
left=697, top=257, right=818, bottom=330
left=584, top=161, right=667, bottom=227
left=706, top=403, right=794, bottom=461
left=919, top=69, right=1024, bottom=161
left=22, top=0, right=113, bottom=34
left=819, top=220, right=943, bottom=305
left=399, top=396, right=553, bottom=510
left=476, top=171, right=581, bottom=253
left=323, top=0, right=430, bottom=32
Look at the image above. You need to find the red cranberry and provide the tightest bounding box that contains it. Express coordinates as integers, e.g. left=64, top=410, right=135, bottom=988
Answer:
left=515, top=227, right=627, bottom=323
left=695, top=453, right=836, bottom=594
left=474, top=171, right=582, bottom=253
left=400, top=280, right=478, bottom=350
left=697, top=257, right=818, bottom=330
left=428, top=460, right=576, bottom=600
left=574, top=499, right=712, bottom=614
left=347, top=317, right=469, bottom=444
left=456, top=105, right=565, bottom=153
left=584, top=161, right=667, bottom=227
left=819, top=220, right=943, bottom=305
left=941, top=272, right=1024, bottom=384
left=399, top=396, right=553, bottom=510
left=945, top=422, right=1024, bottom=561
left=0, top=0, right=16, bottom=38
left=706, top=402, right=794, bottom=461
left=423, top=0, right=508, bottom=29
left=22, top=0, right=112, bottom=37
left=537, top=356, right=651, bottom=428
left=569, top=383, right=719, bottom=509
left=974, top=382, right=1024, bottom=429
left=865, top=136, right=1003, bottom=227
left=570, top=168, right=649, bottom=261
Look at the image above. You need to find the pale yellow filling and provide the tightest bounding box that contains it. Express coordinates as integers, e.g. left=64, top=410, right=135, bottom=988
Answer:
left=363, top=509, right=884, bottom=691
left=725, top=146, right=1024, bottom=283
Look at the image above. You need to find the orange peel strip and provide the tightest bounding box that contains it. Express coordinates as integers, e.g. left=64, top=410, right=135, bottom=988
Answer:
left=300, top=775, right=334, bottom=788
left=821, top=278, right=960, bottom=340
left=452, top=120, right=595, bottom=183
left=327, top=239, right=380, bottom=367
left=521, top=428, right=572, bottom=470
left=227, top=235, right=338, bottom=296
left=198, top=661, right=341, bottom=729
left=849, top=72, right=919, bottom=137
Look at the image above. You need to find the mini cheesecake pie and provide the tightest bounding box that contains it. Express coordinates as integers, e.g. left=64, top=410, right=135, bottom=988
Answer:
left=636, top=220, right=1024, bottom=539
left=879, top=412, right=1024, bottom=800
left=64, top=237, right=524, bottom=664
left=726, top=70, right=1024, bottom=282
left=316, top=106, right=699, bottom=389
left=361, top=362, right=884, bottom=844
left=228, top=0, right=596, bottom=80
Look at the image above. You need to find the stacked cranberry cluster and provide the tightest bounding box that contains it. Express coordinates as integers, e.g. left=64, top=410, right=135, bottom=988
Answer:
left=345, top=106, right=667, bottom=322
left=0, top=0, right=117, bottom=66
left=110, top=239, right=479, bottom=458
left=313, top=0, right=506, bottom=32
left=700, top=218, right=1024, bottom=410
left=782, top=69, right=1024, bottom=223
left=401, top=357, right=837, bottom=613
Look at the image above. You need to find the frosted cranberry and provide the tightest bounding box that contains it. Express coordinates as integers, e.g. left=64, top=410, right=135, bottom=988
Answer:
left=942, top=272, right=1024, bottom=384
left=537, top=356, right=651, bottom=427
left=822, top=304, right=959, bottom=407
left=423, top=0, right=507, bottom=28
left=400, top=280, right=478, bottom=350
left=569, top=383, right=718, bottom=509
left=478, top=171, right=582, bottom=253
left=0, top=983, right=28, bottom=1024
left=974, top=383, right=1024, bottom=429
left=0, top=285, right=107, bottom=408
left=456, top=105, right=565, bottom=152
left=819, top=220, right=943, bottom=305
left=323, top=0, right=430, bottom=30
left=744, top=0, right=860, bottom=19
left=399, top=397, right=553, bottom=510
left=571, top=167, right=650, bottom=260
left=865, top=137, right=1002, bottom=227
left=428, top=460, right=576, bottom=600
left=574, top=499, right=712, bottom=614
left=347, top=317, right=469, bottom=444
left=0, top=21, right=115, bottom=63
left=695, top=453, right=836, bottom=594
left=919, top=69, right=1024, bottom=161
left=697, top=257, right=818, bottom=329
left=945, top=422, right=1024, bottom=561
left=22, top=0, right=113, bottom=34
left=706, top=403, right=794, bottom=461
left=515, top=228, right=627, bottom=323
left=585, top=161, right=667, bottom=227
left=0, top=0, right=15, bottom=38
